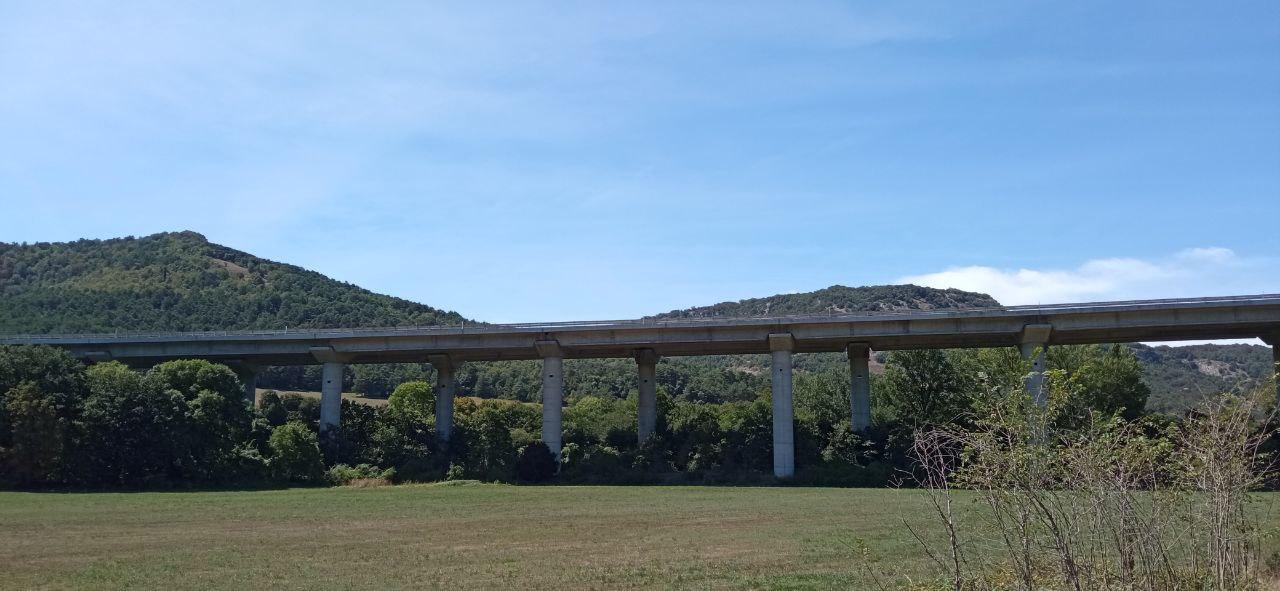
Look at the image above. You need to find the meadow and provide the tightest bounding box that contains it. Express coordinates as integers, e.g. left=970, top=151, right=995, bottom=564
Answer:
left=0, top=484, right=975, bottom=590
left=3, top=484, right=1279, bottom=590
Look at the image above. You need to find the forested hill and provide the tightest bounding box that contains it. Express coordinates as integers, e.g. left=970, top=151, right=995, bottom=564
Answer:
left=0, top=232, right=1270, bottom=413
left=0, top=232, right=468, bottom=333
left=651, top=284, right=1000, bottom=319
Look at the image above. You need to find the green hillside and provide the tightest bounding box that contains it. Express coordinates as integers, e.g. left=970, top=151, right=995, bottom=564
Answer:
left=1130, top=343, right=1274, bottom=414
left=0, top=232, right=1270, bottom=412
left=651, top=284, right=1000, bottom=318
left=0, top=232, right=466, bottom=333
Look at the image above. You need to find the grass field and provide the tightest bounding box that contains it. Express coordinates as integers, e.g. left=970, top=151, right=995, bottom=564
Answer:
left=1, top=484, right=1278, bottom=590
left=260, top=389, right=389, bottom=407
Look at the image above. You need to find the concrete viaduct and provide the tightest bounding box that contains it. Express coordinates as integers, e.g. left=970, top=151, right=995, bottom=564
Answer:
left=4, top=294, right=1279, bottom=478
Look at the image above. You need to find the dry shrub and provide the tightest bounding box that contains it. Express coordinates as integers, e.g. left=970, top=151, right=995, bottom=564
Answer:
left=905, top=378, right=1273, bottom=591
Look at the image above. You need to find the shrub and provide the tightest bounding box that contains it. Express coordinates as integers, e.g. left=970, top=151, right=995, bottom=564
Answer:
left=267, top=421, right=325, bottom=483
left=444, top=463, right=466, bottom=481
left=327, top=463, right=395, bottom=486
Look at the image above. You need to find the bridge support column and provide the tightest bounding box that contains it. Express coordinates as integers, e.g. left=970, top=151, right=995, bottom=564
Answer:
left=429, top=355, right=456, bottom=444
left=635, top=349, right=658, bottom=444
left=231, top=363, right=260, bottom=407
left=1020, top=324, right=1053, bottom=406
left=319, top=361, right=345, bottom=435
left=769, top=333, right=796, bottom=479
left=847, top=343, right=871, bottom=431
left=537, top=341, right=565, bottom=458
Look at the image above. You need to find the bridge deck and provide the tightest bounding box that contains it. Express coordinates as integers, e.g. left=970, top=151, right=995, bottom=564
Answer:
left=3, top=294, right=1278, bottom=365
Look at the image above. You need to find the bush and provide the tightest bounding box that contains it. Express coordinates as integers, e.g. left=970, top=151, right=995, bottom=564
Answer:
left=267, top=421, right=325, bottom=483
left=515, top=442, right=556, bottom=482
left=327, top=463, right=395, bottom=485
left=444, top=464, right=466, bottom=481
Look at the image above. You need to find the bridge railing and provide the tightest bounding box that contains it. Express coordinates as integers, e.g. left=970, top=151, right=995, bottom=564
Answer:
left=1, top=294, right=1277, bottom=343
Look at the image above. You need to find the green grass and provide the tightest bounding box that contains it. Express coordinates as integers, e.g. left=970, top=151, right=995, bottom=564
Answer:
left=1, top=484, right=1278, bottom=590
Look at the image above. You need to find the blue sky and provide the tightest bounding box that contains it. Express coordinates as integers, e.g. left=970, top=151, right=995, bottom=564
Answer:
left=1, top=1, right=1277, bottom=324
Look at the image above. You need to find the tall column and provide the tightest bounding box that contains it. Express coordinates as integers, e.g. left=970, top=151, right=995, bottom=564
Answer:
left=233, top=363, right=260, bottom=407
left=429, top=355, right=456, bottom=444
left=769, top=333, right=796, bottom=479
left=1020, top=324, right=1053, bottom=406
left=536, top=340, right=564, bottom=457
left=635, top=348, right=658, bottom=444
left=847, top=343, right=871, bottom=431
left=319, top=361, right=345, bottom=435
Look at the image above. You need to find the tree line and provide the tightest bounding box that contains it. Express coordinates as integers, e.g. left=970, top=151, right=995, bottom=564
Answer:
left=0, top=341, right=1193, bottom=489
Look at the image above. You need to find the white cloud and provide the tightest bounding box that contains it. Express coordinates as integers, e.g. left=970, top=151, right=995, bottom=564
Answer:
left=897, top=247, right=1275, bottom=306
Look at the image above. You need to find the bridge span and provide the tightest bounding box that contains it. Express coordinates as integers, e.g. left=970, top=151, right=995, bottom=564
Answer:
left=4, top=294, right=1279, bottom=478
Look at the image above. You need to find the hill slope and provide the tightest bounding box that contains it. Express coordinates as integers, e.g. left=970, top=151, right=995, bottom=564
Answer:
left=0, top=232, right=467, bottom=333
left=650, top=284, right=999, bottom=319
left=1131, top=343, right=1274, bottom=413
left=0, top=232, right=1270, bottom=411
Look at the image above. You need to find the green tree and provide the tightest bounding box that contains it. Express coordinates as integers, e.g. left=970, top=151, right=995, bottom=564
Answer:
left=878, top=350, right=978, bottom=427
left=2, top=382, right=65, bottom=484
left=1058, top=345, right=1150, bottom=421
left=79, top=362, right=191, bottom=485
left=0, top=346, right=87, bottom=485
left=267, top=421, right=325, bottom=482
left=148, top=360, right=254, bottom=479
left=515, top=441, right=556, bottom=482
left=388, top=381, right=434, bottom=417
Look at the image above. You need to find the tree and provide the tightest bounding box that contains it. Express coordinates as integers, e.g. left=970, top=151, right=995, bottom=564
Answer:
left=794, top=369, right=848, bottom=437
left=0, top=346, right=87, bottom=485
left=2, top=382, right=65, bottom=484
left=879, top=350, right=977, bottom=427
left=267, top=421, right=325, bottom=482
left=516, top=441, right=556, bottom=482
left=1060, top=345, right=1150, bottom=421
left=388, top=381, right=434, bottom=417
left=148, top=360, right=254, bottom=479
left=78, top=362, right=192, bottom=485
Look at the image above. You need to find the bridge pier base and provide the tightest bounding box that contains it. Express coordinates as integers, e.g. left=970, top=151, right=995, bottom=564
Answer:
left=636, top=349, right=658, bottom=444
left=769, top=334, right=795, bottom=479
left=319, top=361, right=344, bottom=435
left=847, top=343, right=871, bottom=431
left=1020, top=324, right=1053, bottom=406
left=429, top=355, right=456, bottom=444
left=537, top=341, right=565, bottom=458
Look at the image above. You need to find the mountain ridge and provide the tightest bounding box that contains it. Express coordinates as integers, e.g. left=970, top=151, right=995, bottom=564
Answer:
left=1, top=232, right=1271, bottom=411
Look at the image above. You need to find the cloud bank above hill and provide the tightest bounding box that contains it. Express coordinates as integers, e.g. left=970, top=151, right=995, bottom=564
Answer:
left=898, top=247, right=1274, bottom=306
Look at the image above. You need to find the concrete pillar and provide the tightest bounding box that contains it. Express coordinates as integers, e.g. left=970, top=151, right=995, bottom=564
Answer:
left=635, top=349, right=658, bottom=444
left=233, top=363, right=260, bottom=407
left=847, top=343, right=871, bottom=431
left=536, top=340, right=564, bottom=457
left=769, top=333, right=796, bottom=479
left=1020, top=324, right=1053, bottom=406
left=319, top=361, right=344, bottom=435
left=429, top=355, right=456, bottom=443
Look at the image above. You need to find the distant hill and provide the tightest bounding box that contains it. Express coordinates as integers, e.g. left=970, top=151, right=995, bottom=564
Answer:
left=0, top=232, right=467, bottom=333
left=0, top=232, right=1271, bottom=412
left=1129, top=343, right=1274, bottom=414
left=651, top=284, right=1000, bottom=319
